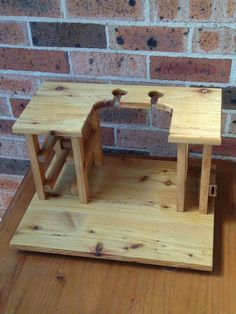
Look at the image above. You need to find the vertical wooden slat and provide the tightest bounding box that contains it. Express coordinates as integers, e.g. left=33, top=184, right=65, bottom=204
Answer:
left=92, top=110, right=103, bottom=167
left=185, top=144, right=189, bottom=180
left=25, top=134, right=46, bottom=200
left=176, top=143, right=189, bottom=212
left=199, top=145, right=212, bottom=214
left=71, top=137, right=89, bottom=204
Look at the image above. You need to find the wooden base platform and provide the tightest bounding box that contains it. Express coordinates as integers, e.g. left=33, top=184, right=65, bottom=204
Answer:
left=10, top=155, right=215, bottom=271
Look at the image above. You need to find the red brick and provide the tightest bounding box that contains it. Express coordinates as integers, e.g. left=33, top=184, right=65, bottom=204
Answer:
left=0, top=48, right=69, bottom=74
left=117, top=128, right=177, bottom=156
left=31, top=22, right=106, bottom=48
left=151, top=108, right=172, bottom=129
left=101, top=127, right=114, bottom=146
left=191, top=137, right=236, bottom=157
left=0, top=191, right=15, bottom=209
left=109, top=26, right=188, bottom=52
left=0, top=74, right=40, bottom=96
left=0, top=174, right=22, bottom=192
left=99, top=107, right=148, bottom=125
left=150, top=57, right=232, bottom=83
left=194, top=30, right=219, bottom=52
left=190, top=0, right=212, bottom=20
left=150, top=0, right=186, bottom=21
left=212, top=138, right=236, bottom=156
left=222, top=112, right=227, bottom=134
left=223, top=88, right=236, bottom=110
left=0, top=119, right=15, bottom=136
left=0, top=22, right=28, bottom=45
left=10, top=98, right=30, bottom=118
left=67, top=0, right=144, bottom=20
left=0, top=137, right=28, bottom=159
left=150, top=0, right=189, bottom=21
left=192, top=28, right=233, bottom=53
left=229, top=113, right=236, bottom=134
left=0, top=158, right=29, bottom=176
left=158, top=0, right=179, bottom=19
left=0, top=0, right=61, bottom=17
left=71, top=52, right=146, bottom=78
left=0, top=98, right=11, bottom=117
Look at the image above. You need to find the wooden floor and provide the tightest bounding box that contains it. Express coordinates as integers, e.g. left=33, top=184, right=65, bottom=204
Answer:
left=0, top=159, right=236, bottom=314
left=10, top=156, right=215, bottom=271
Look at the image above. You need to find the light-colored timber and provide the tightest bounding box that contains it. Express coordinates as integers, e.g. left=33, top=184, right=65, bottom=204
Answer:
left=71, top=137, right=89, bottom=204
left=12, top=81, right=222, bottom=208
left=44, top=148, right=69, bottom=193
left=12, top=81, right=222, bottom=145
left=176, top=144, right=189, bottom=212
left=25, top=134, right=47, bottom=200
left=11, top=82, right=221, bottom=269
left=1, top=160, right=235, bottom=313
left=11, top=155, right=216, bottom=271
left=199, top=145, right=213, bottom=214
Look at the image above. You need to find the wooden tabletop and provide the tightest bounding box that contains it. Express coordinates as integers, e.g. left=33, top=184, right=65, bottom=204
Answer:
left=0, top=159, right=235, bottom=314
left=13, top=82, right=222, bottom=145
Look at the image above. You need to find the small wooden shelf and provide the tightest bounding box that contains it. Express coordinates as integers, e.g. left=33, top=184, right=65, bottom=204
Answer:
left=11, top=81, right=221, bottom=271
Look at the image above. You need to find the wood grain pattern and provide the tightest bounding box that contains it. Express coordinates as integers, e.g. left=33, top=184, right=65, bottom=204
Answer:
left=176, top=144, right=188, bottom=212
left=0, top=159, right=235, bottom=314
left=199, top=145, right=212, bottom=214
left=25, top=134, right=46, bottom=200
left=71, top=137, right=89, bottom=203
left=12, top=82, right=222, bottom=145
left=11, top=156, right=215, bottom=271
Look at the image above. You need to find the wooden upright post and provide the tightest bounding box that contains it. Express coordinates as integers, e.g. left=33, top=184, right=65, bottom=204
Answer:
left=199, top=145, right=212, bottom=214
left=71, top=137, right=89, bottom=204
left=176, top=143, right=189, bottom=212
left=25, top=134, right=46, bottom=200
left=90, top=110, right=103, bottom=167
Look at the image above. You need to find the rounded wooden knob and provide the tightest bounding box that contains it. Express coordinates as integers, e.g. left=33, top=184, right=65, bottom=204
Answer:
left=148, top=91, right=164, bottom=105
left=112, top=89, right=127, bottom=96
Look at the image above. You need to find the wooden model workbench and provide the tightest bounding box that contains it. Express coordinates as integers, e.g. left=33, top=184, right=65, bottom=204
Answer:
left=11, top=82, right=222, bottom=271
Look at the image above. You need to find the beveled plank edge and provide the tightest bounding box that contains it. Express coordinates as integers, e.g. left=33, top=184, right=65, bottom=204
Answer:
left=10, top=243, right=212, bottom=272
left=168, top=134, right=222, bottom=146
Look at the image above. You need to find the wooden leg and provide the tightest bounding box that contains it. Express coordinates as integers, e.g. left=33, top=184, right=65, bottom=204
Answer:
left=25, top=134, right=46, bottom=200
left=71, top=137, right=89, bottom=204
left=199, top=145, right=212, bottom=214
left=93, top=111, right=103, bottom=167
left=176, top=143, right=189, bottom=212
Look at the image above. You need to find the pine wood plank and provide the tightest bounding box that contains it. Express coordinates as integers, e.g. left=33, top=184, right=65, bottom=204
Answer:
left=176, top=144, right=189, bottom=212
left=92, top=111, right=103, bottom=167
left=44, top=149, right=69, bottom=193
left=10, top=156, right=215, bottom=271
left=25, top=134, right=46, bottom=200
left=1, top=159, right=236, bottom=314
left=199, top=145, right=213, bottom=214
left=71, top=137, right=89, bottom=203
left=12, top=82, right=221, bottom=145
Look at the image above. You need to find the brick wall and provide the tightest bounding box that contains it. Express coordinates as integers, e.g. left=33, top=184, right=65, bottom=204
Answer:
left=0, top=0, right=236, bottom=218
